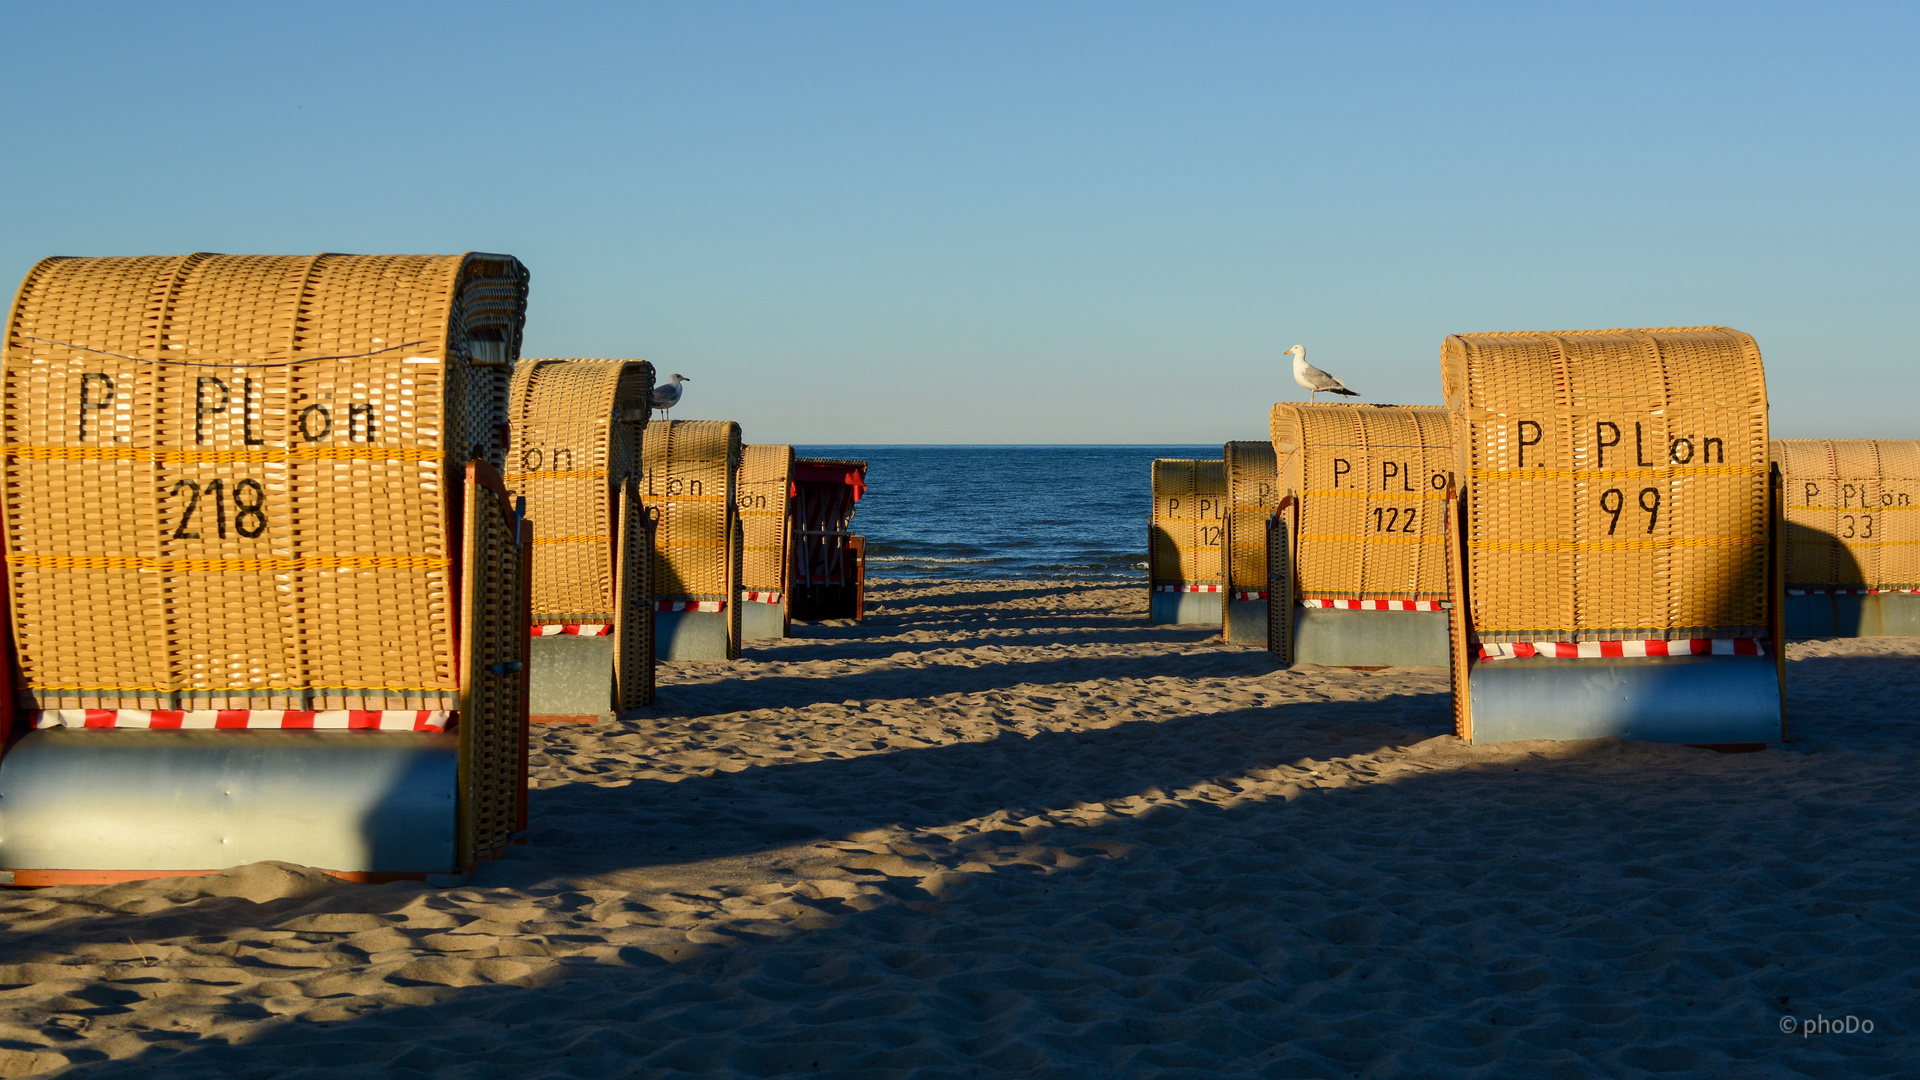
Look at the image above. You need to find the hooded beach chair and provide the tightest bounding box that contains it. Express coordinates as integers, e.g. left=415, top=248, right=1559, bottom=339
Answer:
left=0, top=253, right=532, bottom=882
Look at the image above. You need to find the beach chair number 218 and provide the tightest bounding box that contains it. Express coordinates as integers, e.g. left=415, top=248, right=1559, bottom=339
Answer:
left=170, top=478, right=268, bottom=539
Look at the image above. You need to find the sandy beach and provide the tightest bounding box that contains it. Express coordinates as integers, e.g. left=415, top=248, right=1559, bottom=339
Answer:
left=0, top=578, right=1913, bottom=1077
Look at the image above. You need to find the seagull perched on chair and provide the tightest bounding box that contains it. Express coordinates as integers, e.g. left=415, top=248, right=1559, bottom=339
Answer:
left=1287, top=345, right=1357, bottom=402
left=652, top=373, right=690, bottom=420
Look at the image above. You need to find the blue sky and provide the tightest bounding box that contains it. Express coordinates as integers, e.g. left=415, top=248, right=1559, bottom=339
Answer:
left=2, top=2, right=1913, bottom=443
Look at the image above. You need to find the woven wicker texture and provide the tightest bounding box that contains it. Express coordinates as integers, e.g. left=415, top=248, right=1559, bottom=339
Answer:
left=1267, top=506, right=1294, bottom=661
left=1150, top=459, right=1225, bottom=587
left=1, top=253, right=529, bottom=711
left=1269, top=405, right=1453, bottom=602
left=1440, top=327, right=1770, bottom=642
left=457, top=461, right=531, bottom=867
left=1223, top=441, right=1280, bottom=601
left=1773, top=439, right=1920, bottom=590
left=505, top=358, right=654, bottom=623
left=641, top=419, right=741, bottom=612
left=737, top=444, right=793, bottom=596
left=614, top=480, right=654, bottom=709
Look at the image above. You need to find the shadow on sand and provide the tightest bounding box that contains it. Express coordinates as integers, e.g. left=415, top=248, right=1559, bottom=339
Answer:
left=12, top=646, right=1917, bottom=1078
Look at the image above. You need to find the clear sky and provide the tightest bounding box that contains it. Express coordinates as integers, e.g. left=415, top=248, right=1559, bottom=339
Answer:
left=2, top=2, right=1913, bottom=444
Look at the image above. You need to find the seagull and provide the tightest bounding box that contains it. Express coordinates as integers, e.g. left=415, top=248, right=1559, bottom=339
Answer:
left=651, top=373, right=690, bottom=421
left=1287, top=345, right=1357, bottom=403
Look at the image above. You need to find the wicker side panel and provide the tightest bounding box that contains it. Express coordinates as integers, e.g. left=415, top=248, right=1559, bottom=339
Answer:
left=1773, top=439, right=1920, bottom=590
left=737, top=444, right=794, bottom=594
left=1149, top=459, right=1225, bottom=586
left=431, top=253, right=527, bottom=472
left=729, top=514, right=744, bottom=660
left=613, top=480, right=654, bottom=710
left=1267, top=505, right=1293, bottom=664
left=1443, top=484, right=1471, bottom=739
left=1269, top=403, right=1453, bottom=602
left=1224, top=441, right=1280, bottom=598
left=505, top=358, right=655, bottom=622
left=1, top=253, right=525, bottom=711
left=457, top=461, right=530, bottom=868
left=641, top=420, right=741, bottom=602
left=1440, top=327, right=1770, bottom=643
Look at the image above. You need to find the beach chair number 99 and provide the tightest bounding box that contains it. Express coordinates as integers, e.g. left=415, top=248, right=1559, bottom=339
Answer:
left=1600, top=487, right=1660, bottom=535
left=170, top=478, right=268, bottom=540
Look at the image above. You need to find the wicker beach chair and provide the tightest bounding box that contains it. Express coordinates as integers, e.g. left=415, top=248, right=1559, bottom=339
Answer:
left=642, top=420, right=743, bottom=660
left=1266, top=404, right=1454, bottom=666
left=1773, top=439, right=1920, bottom=637
left=506, top=359, right=656, bottom=717
left=0, top=253, right=532, bottom=882
left=1441, top=327, right=1784, bottom=745
left=789, top=458, right=868, bottom=622
left=737, top=444, right=795, bottom=639
left=1222, top=441, right=1279, bottom=645
left=1148, top=458, right=1225, bottom=626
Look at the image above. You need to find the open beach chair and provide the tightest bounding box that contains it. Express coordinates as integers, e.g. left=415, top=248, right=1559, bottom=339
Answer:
left=789, top=458, right=869, bottom=622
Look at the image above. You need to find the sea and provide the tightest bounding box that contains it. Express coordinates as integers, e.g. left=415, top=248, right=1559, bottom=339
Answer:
left=793, top=445, right=1217, bottom=583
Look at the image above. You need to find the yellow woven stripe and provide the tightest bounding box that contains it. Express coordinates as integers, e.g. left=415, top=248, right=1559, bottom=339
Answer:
left=1469, top=465, right=1765, bottom=480
left=1784, top=539, right=1920, bottom=548
left=1787, top=504, right=1920, bottom=512
left=28, top=684, right=455, bottom=692
left=1469, top=537, right=1763, bottom=552
left=531, top=535, right=610, bottom=545
left=1300, top=534, right=1445, bottom=545
left=7, top=445, right=441, bottom=464
left=13, top=554, right=449, bottom=570
left=504, top=469, right=608, bottom=481
left=1302, top=490, right=1448, bottom=500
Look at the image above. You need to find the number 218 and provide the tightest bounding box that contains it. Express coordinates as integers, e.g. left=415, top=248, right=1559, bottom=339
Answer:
left=170, top=478, right=267, bottom=539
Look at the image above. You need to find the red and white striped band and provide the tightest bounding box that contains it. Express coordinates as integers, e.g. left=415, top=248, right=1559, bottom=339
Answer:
left=740, top=590, right=783, bottom=604
left=1477, top=639, right=1768, bottom=662
left=1233, top=590, right=1268, bottom=601
left=657, top=600, right=724, bottom=612
left=34, top=709, right=448, bottom=731
left=1302, top=598, right=1450, bottom=611
left=532, top=624, right=610, bottom=636
left=1787, top=587, right=1920, bottom=596
left=1154, top=584, right=1222, bottom=593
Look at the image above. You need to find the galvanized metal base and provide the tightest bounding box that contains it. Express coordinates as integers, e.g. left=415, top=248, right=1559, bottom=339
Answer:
left=1150, top=591, right=1222, bottom=626
left=656, top=609, right=732, bottom=660
left=1225, top=599, right=1268, bottom=645
left=529, top=635, right=614, bottom=715
left=1292, top=607, right=1450, bottom=667
left=0, top=729, right=457, bottom=874
left=1467, top=655, right=1782, bottom=745
left=741, top=599, right=787, bottom=640
left=1785, top=592, right=1920, bottom=638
